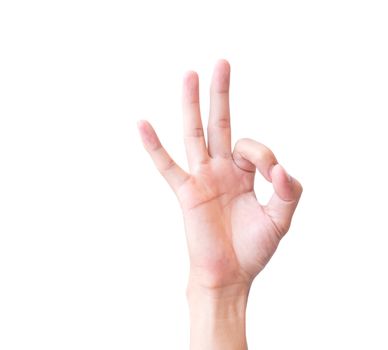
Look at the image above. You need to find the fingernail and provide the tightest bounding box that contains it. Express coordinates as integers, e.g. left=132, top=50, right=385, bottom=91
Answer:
left=279, top=164, right=292, bottom=183
left=285, top=168, right=293, bottom=183
left=268, top=164, right=275, bottom=181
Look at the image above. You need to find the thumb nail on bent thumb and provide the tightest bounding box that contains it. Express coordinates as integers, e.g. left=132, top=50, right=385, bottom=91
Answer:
left=277, top=164, right=293, bottom=184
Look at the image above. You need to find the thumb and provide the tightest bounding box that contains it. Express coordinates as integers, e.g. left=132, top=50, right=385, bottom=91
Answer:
left=265, top=164, right=303, bottom=237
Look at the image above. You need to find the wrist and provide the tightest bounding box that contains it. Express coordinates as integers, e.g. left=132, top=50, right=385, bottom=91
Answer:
left=186, top=282, right=250, bottom=308
left=186, top=282, right=250, bottom=350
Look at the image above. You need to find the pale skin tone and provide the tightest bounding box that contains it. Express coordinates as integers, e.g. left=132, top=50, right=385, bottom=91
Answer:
left=137, top=59, right=303, bottom=350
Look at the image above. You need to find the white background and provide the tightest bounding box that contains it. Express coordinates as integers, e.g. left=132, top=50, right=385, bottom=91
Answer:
left=1, top=0, right=387, bottom=349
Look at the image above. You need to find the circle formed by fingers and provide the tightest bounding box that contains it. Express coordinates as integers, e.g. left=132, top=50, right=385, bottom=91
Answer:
left=232, top=138, right=278, bottom=181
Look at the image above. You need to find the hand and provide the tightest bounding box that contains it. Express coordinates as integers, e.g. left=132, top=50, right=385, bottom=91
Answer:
left=138, top=59, right=303, bottom=349
left=137, top=59, right=303, bottom=296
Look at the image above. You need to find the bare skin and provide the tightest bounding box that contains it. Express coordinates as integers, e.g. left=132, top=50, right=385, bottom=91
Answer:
left=137, top=59, right=303, bottom=350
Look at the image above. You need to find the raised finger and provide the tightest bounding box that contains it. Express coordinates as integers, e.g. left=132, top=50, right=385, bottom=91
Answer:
left=208, top=59, right=232, bottom=158
left=137, top=120, right=190, bottom=193
left=182, top=71, right=208, bottom=171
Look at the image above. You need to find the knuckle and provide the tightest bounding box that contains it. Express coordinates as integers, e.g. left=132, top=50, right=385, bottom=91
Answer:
left=271, top=218, right=289, bottom=240
left=234, top=137, right=252, bottom=148
left=214, top=116, right=231, bottom=129
left=161, top=159, right=176, bottom=172
left=254, top=146, right=275, bottom=162
left=186, top=127, right=204, bottom=138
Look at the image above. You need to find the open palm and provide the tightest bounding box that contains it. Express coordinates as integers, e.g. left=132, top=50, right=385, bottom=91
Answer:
left=138, top=60, right=302, bottom=292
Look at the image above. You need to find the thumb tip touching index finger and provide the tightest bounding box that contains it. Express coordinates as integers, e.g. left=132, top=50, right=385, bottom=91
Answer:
left=271, top=164, right=303, bottom=202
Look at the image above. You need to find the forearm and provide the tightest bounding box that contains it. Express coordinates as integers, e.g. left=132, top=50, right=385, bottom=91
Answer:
left=187, top=284, right=250, bottom=350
